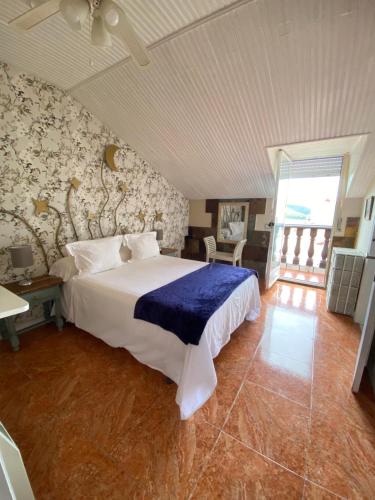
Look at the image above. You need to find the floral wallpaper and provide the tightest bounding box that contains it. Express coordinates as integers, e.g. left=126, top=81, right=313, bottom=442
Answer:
left=0, top=62, right=189, bottom=285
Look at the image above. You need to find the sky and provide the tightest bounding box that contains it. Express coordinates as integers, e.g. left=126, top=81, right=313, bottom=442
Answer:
left=279, top=176, right=341, bottom=226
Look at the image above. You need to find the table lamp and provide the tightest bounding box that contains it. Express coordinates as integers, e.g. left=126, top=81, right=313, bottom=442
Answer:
left=8, top=245, right=33, bottom=286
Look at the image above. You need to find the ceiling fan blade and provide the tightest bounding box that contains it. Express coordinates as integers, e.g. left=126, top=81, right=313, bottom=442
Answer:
left=102, top=2, right=150, bottom=67
left=8, top=0, right=61, bottom=31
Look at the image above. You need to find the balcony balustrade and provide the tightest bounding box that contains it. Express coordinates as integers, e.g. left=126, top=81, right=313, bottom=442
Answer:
left=281, top=225, right=331, bottom=270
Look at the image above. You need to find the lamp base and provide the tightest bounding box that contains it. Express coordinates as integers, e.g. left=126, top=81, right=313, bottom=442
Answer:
left=18, top=278, right=32, bottom=286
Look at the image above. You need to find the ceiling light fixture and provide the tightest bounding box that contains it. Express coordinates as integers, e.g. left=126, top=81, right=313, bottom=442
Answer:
left=60, top=0, right=89, bottom=32
left=9, top=0, right=150, bottom=67
left=91, top=13, right=112, bottom=47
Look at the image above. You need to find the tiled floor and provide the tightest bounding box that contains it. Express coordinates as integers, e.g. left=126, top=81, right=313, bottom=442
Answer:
left=1, top=282, right=375, bottom=499
left=280, top=268, right=325, bottom=286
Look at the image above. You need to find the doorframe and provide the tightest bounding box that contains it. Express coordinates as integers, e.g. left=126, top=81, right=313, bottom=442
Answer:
left=352, top=278, right=375, bottom=392
left=324, top=153, right=350, bottom=287
left=265, top=149, right=292, bottom=289
left=270, top=153, right=349, bottom=290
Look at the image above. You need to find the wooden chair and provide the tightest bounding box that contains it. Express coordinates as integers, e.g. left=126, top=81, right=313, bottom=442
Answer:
left=203, top=236, right=247, bottom=267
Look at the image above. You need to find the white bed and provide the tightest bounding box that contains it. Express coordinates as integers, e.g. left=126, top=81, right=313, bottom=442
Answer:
left=61, top=255, right=260, bottom=419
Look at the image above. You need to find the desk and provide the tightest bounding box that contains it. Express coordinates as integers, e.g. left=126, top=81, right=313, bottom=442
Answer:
left=0, top=286, right=29, bottom=351
left=0, top=286, right=29, bottom=319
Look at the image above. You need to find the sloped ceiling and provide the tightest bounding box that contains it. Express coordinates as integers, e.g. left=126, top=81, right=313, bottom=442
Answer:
left=1, top=0, right=375, bottom=199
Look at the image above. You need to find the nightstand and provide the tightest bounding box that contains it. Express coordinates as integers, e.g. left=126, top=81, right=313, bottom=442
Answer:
left=0, top=275, right=64, bottom=352
left=160, top=247, right=178, bottom=257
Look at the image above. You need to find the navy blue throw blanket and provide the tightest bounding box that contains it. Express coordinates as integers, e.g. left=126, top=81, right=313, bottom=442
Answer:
left=134, top=263, right=258, bottom=346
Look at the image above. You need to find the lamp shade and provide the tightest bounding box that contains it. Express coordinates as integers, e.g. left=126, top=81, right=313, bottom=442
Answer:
left=92, top=15, right=112, bottom=47
left=156, top=229, right=163, bottom=241
left=9, top=245, right=33, bottom=269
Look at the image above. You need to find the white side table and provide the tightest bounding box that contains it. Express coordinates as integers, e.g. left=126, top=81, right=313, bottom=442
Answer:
left=0, top=286, right=29, bottom=351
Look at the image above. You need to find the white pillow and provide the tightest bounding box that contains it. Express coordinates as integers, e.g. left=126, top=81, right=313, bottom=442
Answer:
left=66, top=236, right=123, bottom=275
left=126, top=232, right=160, bottom=261
left=49, top=256, right=78, bottom=282
left=120, top=242, right=131, bottom=262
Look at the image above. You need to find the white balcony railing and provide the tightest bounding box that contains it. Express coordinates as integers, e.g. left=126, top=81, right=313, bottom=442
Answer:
left=281, top=224, right=331, bottom=270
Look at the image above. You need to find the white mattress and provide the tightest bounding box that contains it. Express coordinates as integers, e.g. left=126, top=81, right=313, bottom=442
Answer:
left=61, top=255, right=260, bottom=419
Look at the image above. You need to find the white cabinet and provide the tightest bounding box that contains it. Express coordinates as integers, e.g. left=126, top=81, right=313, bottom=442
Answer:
left=326, top=248, right=365, bottom=316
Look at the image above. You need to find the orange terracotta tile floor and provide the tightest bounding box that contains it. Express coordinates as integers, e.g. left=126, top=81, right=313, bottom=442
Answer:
left=280, top=268, right=325, bottom=286
left=1, top=282, right=375, bottom=499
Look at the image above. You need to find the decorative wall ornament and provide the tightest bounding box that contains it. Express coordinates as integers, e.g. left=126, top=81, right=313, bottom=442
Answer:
left=113, top=182, right=128, bottom=236
left=70, top=177, right=81, bottom=190
left=154, top=210, right=163, bottom=223
left=105, top=144, right=119, bottom=172
left=32, top=198, right=49, bottom=216
left=118, top=182, right=128, bottom=193
left=86, top=211, right=96, bottom=240
left=152, top=210, right=163, bottom=230
left=98, top=154, right=128, bottom=237
left=67, top=177, right=81, bottom=241
left=98, top=160, right=110, bottom=238
left=365, top=196, right=374, bottom=221
left=32, top=198, right=64, bottom=257
left=0, top=62, right=189, bottom=285
left=47, top=205, right=64, bottom=257
left=137, top=210, right=146, bottom=232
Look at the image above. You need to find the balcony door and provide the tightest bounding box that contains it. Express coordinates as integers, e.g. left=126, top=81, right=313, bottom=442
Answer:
left=273, top=155, right=345, bottom=288
left=265, top=150, right=291, bottom=289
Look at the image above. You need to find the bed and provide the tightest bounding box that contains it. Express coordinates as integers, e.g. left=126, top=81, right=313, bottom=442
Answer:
left=61, top=254, right=260, bottom=419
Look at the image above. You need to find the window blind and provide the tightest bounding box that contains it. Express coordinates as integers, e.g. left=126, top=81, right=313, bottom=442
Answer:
left=280, top=155, right=343, bottom=179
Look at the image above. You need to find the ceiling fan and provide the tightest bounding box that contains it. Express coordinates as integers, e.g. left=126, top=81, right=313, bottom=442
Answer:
left=8, top=0, right=150, bottom=67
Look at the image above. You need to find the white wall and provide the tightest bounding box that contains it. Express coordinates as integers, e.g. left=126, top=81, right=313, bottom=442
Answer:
left=333, top=197, right=363, bottom=237
left=354, top=176, right=375, bottom=326
left=255, top=198, right=273, bottom=231
left=189, top=198, right=273, bottom=230
left=356, top=177, right=375, bottom=254
left=189, top=200, right=212, bottom=227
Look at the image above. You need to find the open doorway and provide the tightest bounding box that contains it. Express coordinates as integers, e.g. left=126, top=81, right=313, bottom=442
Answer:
left=265, top=135, right=368, bottom=290
left=278, top=168, right=341, bottom=287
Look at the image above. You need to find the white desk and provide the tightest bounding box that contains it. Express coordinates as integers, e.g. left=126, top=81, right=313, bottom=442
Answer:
left=0, top=423, right=35, bottom=499
left=0, top=286, right=29, bottom=319
left=0, top=286, right=29, bottom=351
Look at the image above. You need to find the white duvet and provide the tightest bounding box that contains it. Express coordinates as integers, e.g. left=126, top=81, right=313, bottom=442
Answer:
left=61, top=255, right=260, bottom=419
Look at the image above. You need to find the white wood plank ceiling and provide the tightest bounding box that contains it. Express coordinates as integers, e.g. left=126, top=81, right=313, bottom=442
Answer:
left=1, top=0, right=375, bottom=199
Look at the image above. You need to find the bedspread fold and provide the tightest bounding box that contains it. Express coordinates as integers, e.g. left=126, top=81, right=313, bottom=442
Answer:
left=134, top=263, right=258, bottom=345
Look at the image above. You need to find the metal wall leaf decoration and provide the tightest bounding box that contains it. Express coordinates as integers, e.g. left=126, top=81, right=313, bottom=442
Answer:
left=105, top=144, right=119, bottom=172
left=86, top=211, right=96, bottom=239
left=98, top=159, right=110, bottom=238
left=152, top=210, right=163, bottom=230
left=154, top=211, right=163, bottom=223
left=32, top=198, right=64, bottom=257
left=113, top=182, right=128, bottom=236
left=66, top=177, right=81, bottom=241
left=99, top=146, right=132, bottom=238
left=137, top=210, right=146, bottom=232
left=3, top=147, right=154, bottom=272
left=32, top=198, right=49, bottom=215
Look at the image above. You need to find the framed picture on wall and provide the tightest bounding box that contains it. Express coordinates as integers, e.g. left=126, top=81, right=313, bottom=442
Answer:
left=217, top=202, right=249, bottom=244
left=364, top=196, right=374, bottom=221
